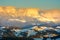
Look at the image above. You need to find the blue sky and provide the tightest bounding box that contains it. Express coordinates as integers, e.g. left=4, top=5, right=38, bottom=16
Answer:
left=0, top=0, right=60, bottom=9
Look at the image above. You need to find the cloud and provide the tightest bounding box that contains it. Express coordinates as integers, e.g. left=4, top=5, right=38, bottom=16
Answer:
left=0, top=6, right=60, bottom=28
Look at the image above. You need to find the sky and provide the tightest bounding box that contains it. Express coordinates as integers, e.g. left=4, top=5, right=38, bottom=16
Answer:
left=0, top=0, right=60, bottom=9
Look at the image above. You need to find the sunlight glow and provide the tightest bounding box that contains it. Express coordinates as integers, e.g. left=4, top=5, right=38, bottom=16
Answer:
left=8, top=19, right=26, bottom=23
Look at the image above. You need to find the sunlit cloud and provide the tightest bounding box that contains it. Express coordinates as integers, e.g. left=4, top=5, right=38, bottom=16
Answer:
left=0, top=6, right=60, bottom=23
left=8, top=19, right=26, bottom=23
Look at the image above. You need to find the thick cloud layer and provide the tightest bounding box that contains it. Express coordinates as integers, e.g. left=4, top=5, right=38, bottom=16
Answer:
left=0, top=6, right=60, bottom=27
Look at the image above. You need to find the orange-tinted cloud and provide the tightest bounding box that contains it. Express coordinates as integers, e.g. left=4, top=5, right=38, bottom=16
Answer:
left=0, top=6, right=60, bottom=22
